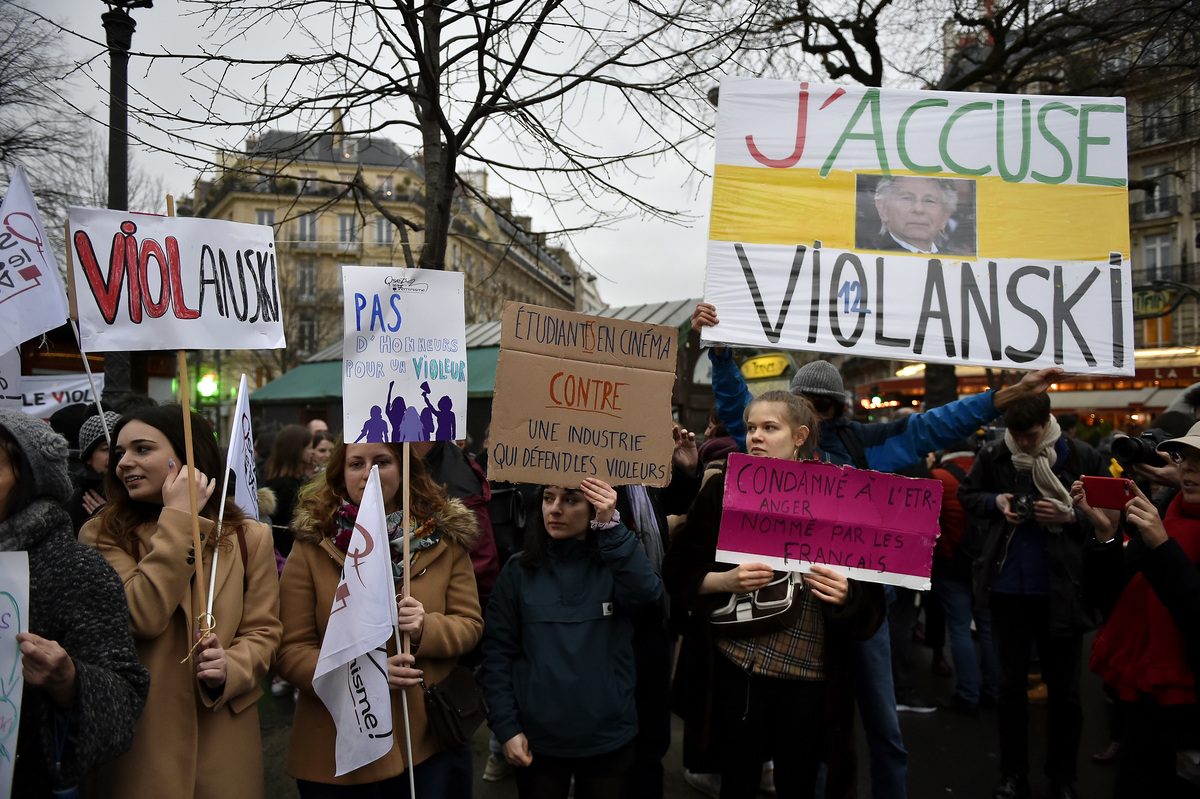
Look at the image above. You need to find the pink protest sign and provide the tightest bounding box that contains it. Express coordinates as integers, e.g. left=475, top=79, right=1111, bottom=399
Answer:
left=715, top=453, right=943, bottom=590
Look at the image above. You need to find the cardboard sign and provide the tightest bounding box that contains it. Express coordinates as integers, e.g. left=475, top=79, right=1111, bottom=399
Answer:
left=68, top=207, right=286, bottom=352
left=0, top=351, right=19, bottom=412
left=341, top=267, right=466, bottom=443
left=489, top=302, right=677, bottom=487
left=20, top=373, right=104, bottom=420
left=715, top=453, right=942, bottom=589
left=0, top=167, right=69, bottom=353
left=703, top=76, right=1134, bottom=375
left=0, top=551, right=29, bottom=797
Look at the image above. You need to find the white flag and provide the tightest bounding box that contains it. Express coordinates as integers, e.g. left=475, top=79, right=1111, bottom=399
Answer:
left=312, top=466, right=397, bottom=776
left=226, top=374, right=260, bottom=520
left=0, top=167, right=69, bottom=352
left=0, top=349, right=20, bottom=412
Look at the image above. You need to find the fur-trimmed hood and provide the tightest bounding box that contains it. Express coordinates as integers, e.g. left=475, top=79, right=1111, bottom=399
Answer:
left=289, top=494, right=479, bottom=549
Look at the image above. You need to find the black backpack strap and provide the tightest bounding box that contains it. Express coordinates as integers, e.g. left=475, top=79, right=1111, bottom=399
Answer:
left=837, top=427, right=870, bottom=470
left=938, top=462, right=968, bottom=484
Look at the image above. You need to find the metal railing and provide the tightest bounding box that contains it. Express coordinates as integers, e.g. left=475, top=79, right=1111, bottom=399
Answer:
left=1129, top=194, right=1180, bottom=221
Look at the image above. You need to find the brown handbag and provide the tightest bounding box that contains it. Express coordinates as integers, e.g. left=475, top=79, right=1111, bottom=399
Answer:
left=421, top=665, right=488, bottom=751
left=709, top=570, right=806, bottom=638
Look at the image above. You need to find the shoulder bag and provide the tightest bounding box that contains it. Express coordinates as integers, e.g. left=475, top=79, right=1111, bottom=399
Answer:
left=709, top=570, right=805, bottom=638
left=421, top=665, right=488, bottom=751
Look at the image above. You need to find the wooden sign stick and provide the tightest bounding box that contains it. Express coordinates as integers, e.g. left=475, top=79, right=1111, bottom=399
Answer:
left=166, top=194, right=210, bottom=641
left=399, top=442, right=416, bottom=797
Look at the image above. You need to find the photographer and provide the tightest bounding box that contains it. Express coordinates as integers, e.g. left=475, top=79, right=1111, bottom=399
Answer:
left=958, top=394, right=1105, bottom=799
left=1073, top=426, right=1200, bottom=799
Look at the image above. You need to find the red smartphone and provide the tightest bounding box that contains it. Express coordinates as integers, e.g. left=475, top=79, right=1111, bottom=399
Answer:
left=1082, top=476, right=1135, bottom=510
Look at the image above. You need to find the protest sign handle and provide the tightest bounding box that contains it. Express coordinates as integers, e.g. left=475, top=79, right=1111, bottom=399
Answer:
left=398, top=441, right=417, bottom=798
left=178, top=349, right=210, bottom=647
left=402, top=442, right=411, bottom=656
left=69, top=319, right=108, bottom=443
left=165, top=196, right=211, bottom=648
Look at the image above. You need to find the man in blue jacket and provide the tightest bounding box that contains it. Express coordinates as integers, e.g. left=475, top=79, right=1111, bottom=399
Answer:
left=692, top=301, right=1061, bottom=799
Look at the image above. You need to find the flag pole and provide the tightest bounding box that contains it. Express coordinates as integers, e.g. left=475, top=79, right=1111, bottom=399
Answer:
left=62, top=233, right=107, bottom=437
left=167, top=193, right=210, bottom=648
left=398, top=441, right=416, bottom=798
left=206, top=409, right=239, bottom=620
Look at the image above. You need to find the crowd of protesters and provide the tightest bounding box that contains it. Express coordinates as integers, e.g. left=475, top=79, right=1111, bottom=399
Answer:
left=4, top=304, right=1198, bottom=798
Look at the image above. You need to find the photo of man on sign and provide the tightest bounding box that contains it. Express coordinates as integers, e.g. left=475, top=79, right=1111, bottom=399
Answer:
left=856, top=175, right=977, bottom=256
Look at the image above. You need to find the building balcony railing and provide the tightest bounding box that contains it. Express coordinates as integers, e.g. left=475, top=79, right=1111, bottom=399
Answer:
left=337, top=240, right=361, bottom=253
left=1129, top=114, right=1198, bottom=150
left=1130, top=262, right=1198, bottom=287
left=1129, top=194, right=1180, bottom=222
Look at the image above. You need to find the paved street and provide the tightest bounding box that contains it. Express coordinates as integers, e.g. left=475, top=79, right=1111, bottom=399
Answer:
left=260, top=634, right=1120, bottom=798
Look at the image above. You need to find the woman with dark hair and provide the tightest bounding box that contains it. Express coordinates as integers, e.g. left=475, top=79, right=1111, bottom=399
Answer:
left=80, top=404, right=282, bottom=799
left=663, top=391, right=885, bottom=799
left=480, top=478, right=662, bottom=798
left=265, top=423, right=317, bottom=557
left=0, top=409, right=148, bottom=797
left=278, top=439, right=482, bottom=796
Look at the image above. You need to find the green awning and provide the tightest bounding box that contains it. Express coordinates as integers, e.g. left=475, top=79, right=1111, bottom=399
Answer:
left=466, top=346, right=499, bottom=398
left=250, top=346, right=501, bottom=403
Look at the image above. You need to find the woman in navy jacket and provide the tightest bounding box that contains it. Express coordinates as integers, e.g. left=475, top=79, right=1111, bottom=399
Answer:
left=481, top=477, right=662, bottom=799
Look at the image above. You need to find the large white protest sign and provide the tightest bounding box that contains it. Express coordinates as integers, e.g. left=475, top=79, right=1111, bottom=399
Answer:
left=68, top=207, right=286, bottom=352
left=0, top=167, right=70, bottom=353
left=312, top=467, right=396, bottom=776
left=21, top=373, right=104, bottom=420
left=341, top=267, right=466, bottom=443
left=703, top=76, right=1134, bottom=375
left=0, top=551, right=29, bottom=799
left=0, top=352, right=19, bottom=412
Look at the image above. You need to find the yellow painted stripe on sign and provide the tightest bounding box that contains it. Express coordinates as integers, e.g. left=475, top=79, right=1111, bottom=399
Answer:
left=975, top=179, right=1129, bottom=259
left=710, top=165, right=1131, bottom=260
left=710, top=165, right=857, bottom=250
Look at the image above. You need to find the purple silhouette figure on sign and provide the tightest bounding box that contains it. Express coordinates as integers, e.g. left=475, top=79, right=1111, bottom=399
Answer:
left=398, top=407, right=423, bottom=441
left=354, top=406, right=390, bottom=443
left=434, top=395, right=456, bottom=440
left=385, top=382, right=407, bottom=442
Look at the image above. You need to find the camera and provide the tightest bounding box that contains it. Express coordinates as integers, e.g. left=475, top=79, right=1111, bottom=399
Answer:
left=1112, top=427, right=1175, bottom=466
left=1011, top=470, right=1039, bottom=523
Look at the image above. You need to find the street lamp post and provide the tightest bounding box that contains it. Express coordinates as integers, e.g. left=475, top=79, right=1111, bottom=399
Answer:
left=100, top=0, right=151, bottom=403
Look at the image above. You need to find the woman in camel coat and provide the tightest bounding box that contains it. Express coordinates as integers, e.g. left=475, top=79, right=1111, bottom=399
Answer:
left=279, top=438, right=482, bottom=796
left=81, top=405, right=281, bottom=798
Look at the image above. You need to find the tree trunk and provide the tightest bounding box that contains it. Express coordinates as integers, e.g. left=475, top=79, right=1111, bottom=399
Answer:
left=415, top=4, right=451, bottom=272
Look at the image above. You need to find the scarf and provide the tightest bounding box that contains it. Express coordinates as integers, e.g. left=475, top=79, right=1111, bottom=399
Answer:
left=1006, top=416, right=1073, bottom=523
left=331, top=500, right=440, bottom=582
left=626, top=485, right=664, bottom=571
left=1090, top=494, right=1200, bottom=705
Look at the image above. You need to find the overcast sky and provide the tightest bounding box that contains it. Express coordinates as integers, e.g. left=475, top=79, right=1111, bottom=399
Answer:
left=50, top=0, right=714, bottom=310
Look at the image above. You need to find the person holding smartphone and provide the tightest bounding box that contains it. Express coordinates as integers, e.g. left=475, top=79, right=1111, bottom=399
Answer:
left=1072, top=423, right=1200, bottom=799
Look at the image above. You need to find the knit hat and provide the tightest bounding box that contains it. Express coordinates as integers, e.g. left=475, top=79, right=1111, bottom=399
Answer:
left=0, top=408, right=73, bottom=503
left=78, top=411, right=121, bottom=460
left=789, top=360, right=847, bottom=403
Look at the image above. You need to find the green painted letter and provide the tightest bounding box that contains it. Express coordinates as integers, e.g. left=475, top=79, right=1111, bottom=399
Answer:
left=898, top=98, right=948, bottom=174
left=821, top=89, right=890, bottom=177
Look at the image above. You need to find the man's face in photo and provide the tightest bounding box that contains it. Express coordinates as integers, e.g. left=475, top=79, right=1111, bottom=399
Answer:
left=876, top=176, right=953, bottom=252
